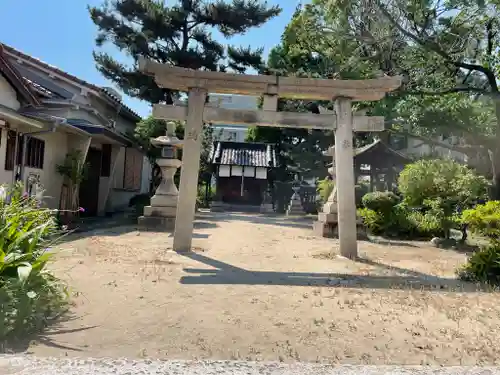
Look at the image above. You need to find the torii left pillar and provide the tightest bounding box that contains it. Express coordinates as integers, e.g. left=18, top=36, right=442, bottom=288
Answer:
left=173, top=88, right=207, bottom=252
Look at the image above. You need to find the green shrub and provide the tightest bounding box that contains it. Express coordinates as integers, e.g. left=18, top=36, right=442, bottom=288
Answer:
left=457, top=242, right=500, bottom=285
left=197, top=184, right=215, bottom=208
left=398, top=159, right=489, bottom=238
left=358, top=202, right=444, bottom=239
left=362, top=191, right=400, bottom=213
left=355, top=183, right=370, bottom=208
left=0, top=183, right=68, bottom=347
left=357, top=208, right=385, bottom=235
left=358, top=191, right=403, bottom=237
left=317, top=178, right=335, bottom=204
left=461, top=201, right=500, bottom=240
left=406, top=209, right=445, bottom=238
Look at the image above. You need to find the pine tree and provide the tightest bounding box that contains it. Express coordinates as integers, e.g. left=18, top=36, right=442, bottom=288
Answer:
left=88, top=0, right=281, bottom=104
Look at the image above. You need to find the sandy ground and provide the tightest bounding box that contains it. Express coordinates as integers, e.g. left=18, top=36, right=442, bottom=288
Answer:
left=20, top=212, right=500, bottom=365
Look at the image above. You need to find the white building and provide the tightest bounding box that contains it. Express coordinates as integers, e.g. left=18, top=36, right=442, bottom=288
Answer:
left=208, top=94, right=258, bottom=142
left=0, top=43, right=151, bottom=216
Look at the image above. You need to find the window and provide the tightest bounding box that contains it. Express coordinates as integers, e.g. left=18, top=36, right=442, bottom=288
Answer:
left=101, top=144, right=112, bottom=177
left=4, top=131, right=45, bottom=170
left=122, top=147, right=143, bottom=191
left=4, top=130, right=20, bottom=171
left=24, top=137, right=45, bottom=169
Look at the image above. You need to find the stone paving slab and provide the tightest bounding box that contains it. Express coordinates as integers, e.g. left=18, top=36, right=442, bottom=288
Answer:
left=1, top=357, right=500, bottom=375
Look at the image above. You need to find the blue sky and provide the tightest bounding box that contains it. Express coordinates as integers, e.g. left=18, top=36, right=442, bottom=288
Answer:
left=0, top=0, right=299, bottom=117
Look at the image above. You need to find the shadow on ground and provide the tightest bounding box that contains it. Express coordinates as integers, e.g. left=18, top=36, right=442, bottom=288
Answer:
left=197, top=211, right=317, bottom=230
left=179, top=251, right=493, bottom=293
left=199, top=212, right=482, bottom=254
left=59, top=217, right=218, bottom=243
left=1, top=314, right=97, bottom=354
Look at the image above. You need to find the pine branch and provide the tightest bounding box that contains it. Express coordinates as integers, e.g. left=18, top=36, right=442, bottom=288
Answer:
left=89, top=0, right=281, bottom=103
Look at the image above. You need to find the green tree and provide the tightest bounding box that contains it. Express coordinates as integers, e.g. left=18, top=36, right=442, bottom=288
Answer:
left=134, top=116, right=214, bottom=192
left=247, top=5, right=384, bottom=182
left=286, top=0, right=500, bottom=195
left=89, top=0, right=281, bottom=104
left=135, top=117, right=184, bottom=163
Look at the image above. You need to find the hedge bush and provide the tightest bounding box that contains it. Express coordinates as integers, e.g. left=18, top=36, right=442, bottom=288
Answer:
left=362, top=191, right=400, bottom=214
left=398, top=159, right=489, bottom=238
left=358, top=192, right=444, bottom=239
left=457, top=241, right=500, bottom=285
left=317, top=178, right=335, bottom=204
left=461, top=200, right=500, bottom=240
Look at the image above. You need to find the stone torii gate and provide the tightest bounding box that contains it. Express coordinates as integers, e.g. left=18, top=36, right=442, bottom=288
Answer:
left=139, top=58, right=401, bottom=258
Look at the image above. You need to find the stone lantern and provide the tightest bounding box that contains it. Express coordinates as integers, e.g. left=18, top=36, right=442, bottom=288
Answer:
left=286, top=174, right=306, bottom=216
left=313, top=146, right=366, bottom=239
left=138, top=121, right=182, bottom=231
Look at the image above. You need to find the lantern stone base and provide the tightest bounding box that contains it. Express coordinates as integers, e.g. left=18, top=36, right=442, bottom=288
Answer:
left=139, top=198, right=178, bottom=232
left=260, top=203, right=274, bottom=214
left=313, top=213, right=368, bottom=240
left=138, top=215, right=176, bottom=232
left=313, top=220, right=338, bottom=238
left=286, top=194, right=305, bottom=216
left=138, top=156, right=181, bottom=232
left=143, top=205, right=177, bottom=217
left=210, top=200, right=225, bottom=212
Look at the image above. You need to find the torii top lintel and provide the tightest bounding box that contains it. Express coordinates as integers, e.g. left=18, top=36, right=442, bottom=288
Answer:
left=138, top=58, right=402, bottom=102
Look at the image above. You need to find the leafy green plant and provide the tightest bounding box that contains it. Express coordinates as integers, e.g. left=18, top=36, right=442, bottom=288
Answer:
left=358, top=191, right=402, bottom=236
left=317, top=178, right=334, bottom=204
left=457, top=242, right=500, bottom=285
left=398, top=159, right=489, bottom=238
left=0, top=183, right=69, bottom=347
left=357, top=207, right=385, bottom=235
left=56, top=150, right=89, bottom=216
left=406, top=209, right=445, bottom=238
left=362, top=191, right=400, bottom=214
left=354, top=183, right=370, bottom=208
left=461, top=201, right=500, bottom=240
left=358, top=193, right=444, bottom=239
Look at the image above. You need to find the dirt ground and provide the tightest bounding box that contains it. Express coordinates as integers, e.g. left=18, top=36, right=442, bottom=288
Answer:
left=24, top=212, right=500, bottom=365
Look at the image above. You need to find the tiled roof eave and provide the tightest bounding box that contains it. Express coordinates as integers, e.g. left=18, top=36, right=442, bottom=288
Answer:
left=0, top=45, right=40, bottom=106
left=210, top=141, right=277, bottom=168
left=2, top=44, right=141, bottom=120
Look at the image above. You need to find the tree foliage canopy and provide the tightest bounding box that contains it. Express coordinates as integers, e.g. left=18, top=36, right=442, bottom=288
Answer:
left=267, top=0, right=500, bottom=194
left=89, top=0, right=281, bottom=104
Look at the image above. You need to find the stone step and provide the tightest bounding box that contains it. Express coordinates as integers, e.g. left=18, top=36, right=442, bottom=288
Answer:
left=1, top=356, right=496, bottom=375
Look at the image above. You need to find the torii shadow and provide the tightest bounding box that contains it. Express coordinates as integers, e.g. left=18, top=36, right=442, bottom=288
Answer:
left=179, top=252, right=493, bottom=292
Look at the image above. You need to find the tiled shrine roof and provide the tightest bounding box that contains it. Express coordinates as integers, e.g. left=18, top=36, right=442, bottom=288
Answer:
left=209, top=141, right=277, bottom=168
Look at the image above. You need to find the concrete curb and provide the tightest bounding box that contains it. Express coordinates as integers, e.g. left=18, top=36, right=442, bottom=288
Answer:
left=1, top=356, right=500, bottom=375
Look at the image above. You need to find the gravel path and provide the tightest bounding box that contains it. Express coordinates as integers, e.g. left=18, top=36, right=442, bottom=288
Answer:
left=2, top=356, right=500, bottom=375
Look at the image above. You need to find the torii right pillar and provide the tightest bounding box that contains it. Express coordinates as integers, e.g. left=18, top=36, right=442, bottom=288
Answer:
left=334, top=97, right=358, bottom=259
